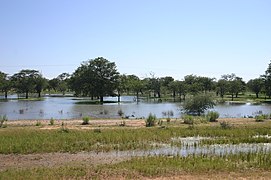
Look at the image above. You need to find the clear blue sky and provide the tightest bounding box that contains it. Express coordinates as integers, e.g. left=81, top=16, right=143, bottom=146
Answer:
left=0, top=0, right=270, bottom=81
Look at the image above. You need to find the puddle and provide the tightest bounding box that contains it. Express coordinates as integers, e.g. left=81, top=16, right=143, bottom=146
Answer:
left=106, top=136, right=271, bottom=157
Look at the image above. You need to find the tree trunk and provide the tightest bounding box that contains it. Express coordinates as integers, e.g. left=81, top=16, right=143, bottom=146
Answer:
left=100, top=96, right=104, bottom=103
left=136, top=91, right=139, bottom=103
left=256, top=93, right=259, bottom=98
left=231, top=94, right=234, bottom=101
left=38, top=91, right=41, bottom=98
left=26, top=91, right=29, bottom=99
left=4, top=91, right=7, bottom=99
left=118, top=94, right=120, bottom=103
left=173, top=91, right=176, bottom=102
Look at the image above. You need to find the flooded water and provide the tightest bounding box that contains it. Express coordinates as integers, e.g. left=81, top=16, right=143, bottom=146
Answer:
left=0, top=96, right=271, bottom=120
left=99, top=136, right=271, bottom=158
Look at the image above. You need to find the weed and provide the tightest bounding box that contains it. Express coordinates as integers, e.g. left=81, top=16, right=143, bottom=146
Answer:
left=49, top=118, right=54, bottom=125
left=82, top=116, right=90, bottom=125
left=145, top=113, right=157, bottom=127
left=119, top=120, right=126, bottom=127
left=183, top=115, right=194, bottom=125
left=35, top=121, right=42, bottom=126
left=117, top=109, right=124, bottom=117
left=255, top=114, right=269, bottom=122
left=206, top=111, right=219, bottom=122
left=220, top=121, right=232, bottom=129
left=0, top=115, right=8, bottom=128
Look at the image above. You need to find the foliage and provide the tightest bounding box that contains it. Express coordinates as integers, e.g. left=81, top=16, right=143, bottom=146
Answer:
left=206, top=111, right=219, bottom=122
left=49, top=118, right=55, bottom=125
left=11, top=69, right=43, bottom=99
left=0, top=115, right=8, bottom=128
left=182, top=115, right=194, bottom=125
left=35, top=121, right=42, bottom=126
left=255, top=114, right=269, bottom=122
left=70, top=57, right=119, bottom=102
left=82, top=116, right=90, bottom=125
left=247, top=78, right=264, bottom=98
left=145, top=113, right=157, bottom=127
left=117, top=109, right=124, bottom=117
left=220, top=121, right=232, bottom=129
left=182, top=93, right=215, bottom=115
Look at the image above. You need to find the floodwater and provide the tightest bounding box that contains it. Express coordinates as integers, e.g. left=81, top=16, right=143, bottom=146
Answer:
left=0, top=96, right=271, bottom=120
left=99, top=136, right=271, bottom=157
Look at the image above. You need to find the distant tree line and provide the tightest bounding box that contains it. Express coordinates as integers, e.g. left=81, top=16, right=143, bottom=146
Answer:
left=1, top=57, right=271, bottom=102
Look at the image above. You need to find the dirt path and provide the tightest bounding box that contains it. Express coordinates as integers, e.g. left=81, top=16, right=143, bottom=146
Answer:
left=0, top=151, right=131, bottom=171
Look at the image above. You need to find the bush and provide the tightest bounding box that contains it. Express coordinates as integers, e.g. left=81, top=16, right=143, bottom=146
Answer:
left=220, top=121, right=232, bottom=129
left=183, top=115, right=194, bottom=125
left=145, top=113, right=157, bottom=127
left=0, top=115, right=8, bottom=128
left=255, top=114, right=268, bottom=122
left=49, top=118, right=54, bottom=125
left=35, top=121, right=42, bottom=126
left=206, top=111, right=219, bottom=122
left=117, top=109, right=124, bottom=117
left=182, top=93, right=215, bottom=115
left=82, top=116, right=90, bottom=125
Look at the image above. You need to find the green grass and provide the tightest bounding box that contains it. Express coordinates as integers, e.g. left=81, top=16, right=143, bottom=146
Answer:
left=1, top=122, right=271, bottom=154
left=1, top=151, right=271, bottom=179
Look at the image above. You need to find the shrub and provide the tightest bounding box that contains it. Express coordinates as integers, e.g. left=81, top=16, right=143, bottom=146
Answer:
left=255, top=114, right=268, bottom=122
left=117, top=109, right=124, bottom=117
left=183, top=115, right=194, bottom=125
left=82, top=116, right=90, bottom=125
left=0, top=115, right=8, bottom=128
left=49, top=118, right=55, bottom=125
left=206, top=111, right=219, bottom=122
left=35, top=121, right=42, bottom=126
left=119, top=120, right=126, bottom=127
left=220, top=121, right=232, bottom=129
left=182, top=93, right=215, bottom=115
left=145, top=113, right=157, bottom=127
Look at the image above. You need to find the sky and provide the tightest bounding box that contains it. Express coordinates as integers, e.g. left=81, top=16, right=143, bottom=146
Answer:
left=0, top=0, right=270, bottom=82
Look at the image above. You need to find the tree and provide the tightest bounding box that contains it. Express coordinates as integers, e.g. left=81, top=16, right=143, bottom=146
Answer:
left=262, top=61, right=271, bottom=98
left=182, top=93, right=215, bottom=116
left=247, top=78, right=264, bottom=98
left=11, top=69, right=42, bottom=99
left=221, top=74, right=245, bottom=101
left=57, top=73, right=70, bottom=95
left=126, top=75, right=145, bottom=102
left=0, top=71, right=11, bottom=99
left=216, top=79, right=228, bottom=99
left=35, top=77, right=48, bottom=98
left=70, top=57, right=119, bottom=102
left=168, top=81, right=178, bottom=101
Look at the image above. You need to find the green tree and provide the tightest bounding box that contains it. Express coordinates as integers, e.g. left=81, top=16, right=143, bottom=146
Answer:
left=216, top=79, right=228, bottom=99
left=0, top=71, right=11, bottom=99
left=247, top=78, right=264, bottom=98
left=126, top=75, right=144, bottom=102
left=70, top=57, right=119, bottom=102
left=11, top=69, right=42, bottom=99
left=168, top=80, right=179, bottom=101
left=35, top=77, right=48, bottom=98
left=262, top=61, right=271, bottom=98
left=182, top=93, right=215, bottom=116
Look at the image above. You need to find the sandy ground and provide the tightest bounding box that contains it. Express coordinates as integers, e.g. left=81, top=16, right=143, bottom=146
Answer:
left=5, top=117, right=259, bottom=129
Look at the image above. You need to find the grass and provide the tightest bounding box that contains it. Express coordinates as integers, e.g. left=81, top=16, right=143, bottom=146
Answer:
left=1, top=122, right=271, bottom=154
left=1, top=151, right=271, bottom=179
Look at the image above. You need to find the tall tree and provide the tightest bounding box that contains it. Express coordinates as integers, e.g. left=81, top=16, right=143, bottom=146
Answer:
left=70, top=57, right=119, bottom=102
left=247, top=78, right=264, bottom=98
left=0, top=71, right=11, bottom=99
left=11, top=69, right=42, bottom=99
left=35, top=77, right=48, bottom=98
left=262, top=61, right=271, bottom=98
